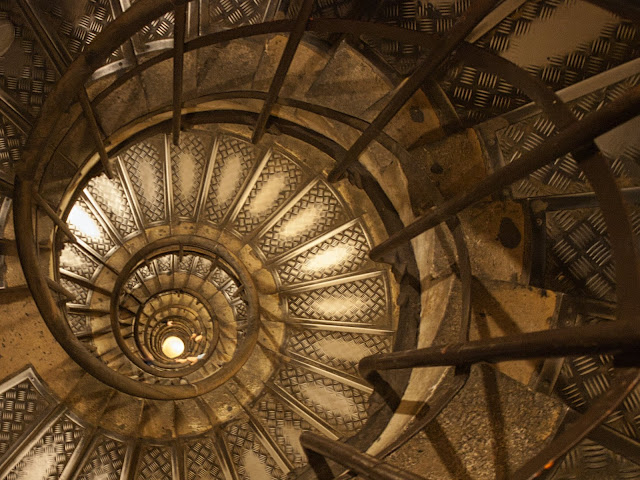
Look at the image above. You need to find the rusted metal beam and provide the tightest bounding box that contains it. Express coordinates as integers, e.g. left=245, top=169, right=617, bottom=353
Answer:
left=172, top=4, right=187, bottom=146
left=358, top=321, right=640, bottom=373
left=326, top=0, right=499, bottom=182
left=300, top=431, right=423, bottom=480
left=251, top=0, right=316, bottom=144
left=78, top=89, right=115, bottom=179
left=32, top=190, right=77, bottom=243
left=369, top=84, right=640, bottom=262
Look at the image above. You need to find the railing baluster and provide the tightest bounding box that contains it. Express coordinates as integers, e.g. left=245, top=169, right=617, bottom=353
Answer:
left=326, top=0, right=500, bottom=182
left=32, top=191, right=78, bottom=243
left=78, top=89, right=115, bottom=179
left=251, top=0, right=316, bottom=144
left=359, top=322, right=639, bottom=372
left=369, top=85, right=640, bottom=262
left=172, top=4, right=187, bottom=146
left=300, top=431, right=423, bottom=480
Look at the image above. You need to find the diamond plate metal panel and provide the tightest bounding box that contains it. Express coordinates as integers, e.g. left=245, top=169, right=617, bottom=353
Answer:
left=127, top=0, right=174, bottom=48
left=171, top=133, right=210, bottom=219
left=440, top=0, right=640, bottom=122
left=253, top=392, right=314, bottom=468
left=6, top=413, right=84, bottom=480
left=498, top=75, right=640, bottom=301
left=193, top=257, right=212, bottom=279
left=67, top=314, right=89, bottom=337
left=210, top=267, right=231, bottom=288
left=59, top=243, right=100, bottom=280
left=553, top=438, right=640, bottom=480
left=0, top=378, right=50, bottom=459
left=136, top=444, right=173, bottom=480
left=155, top=254, right=173, bottom=276
left=500, top=73, right=640, bottom=199
left=0, top=114, right=24, bottom=176
left=31, top=0, right=125, bottom=64
left=224, top=421, right=287, bottom=480
left=274, top=222, right=371, bottom=285
left=0, top=2, right=58, bottom=117
left=286, top=329, right=392, bottom=376
left=275, top=366, right=369, bottom=434
left=233, top=151, right=305, bottom=236
left=120, top=138, right=167, bottom=225
left=186, top=437, right=225, bottom=480
left=553, top=312, right=640, bottom=480
left=67, top=198, right=117, bottom=258
left=545, top=208, right=619, bottom=301
left=86, top=174, right=138, bottom=239
left=361, top=0, right=468, bottom=75
left=204, top=135, right=257, bottom=226
left=203, top=0, right=271, bottom=34
left=59, top=278, right=89, bottom=304
left=177, top=254, right=195, bottom=273
left=258, top=181, right=349, bottom=259
left=77, top=433, right=127, bottom=480
left=286, top=274, right=389, bottom=326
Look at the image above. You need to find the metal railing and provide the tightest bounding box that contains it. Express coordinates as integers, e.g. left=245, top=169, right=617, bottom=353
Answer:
left=10, top=0, right=640, bottom=477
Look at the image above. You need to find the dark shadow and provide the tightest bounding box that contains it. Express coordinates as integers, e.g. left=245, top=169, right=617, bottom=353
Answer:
left=424, top=419, right=474, bottom=480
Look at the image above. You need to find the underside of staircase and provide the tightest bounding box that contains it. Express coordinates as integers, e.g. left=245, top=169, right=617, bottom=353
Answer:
left=0, top=1, right=638, bottom=479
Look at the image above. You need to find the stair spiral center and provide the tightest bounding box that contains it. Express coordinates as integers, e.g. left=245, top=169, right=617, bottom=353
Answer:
left=109, top=235, right=261, bottom=386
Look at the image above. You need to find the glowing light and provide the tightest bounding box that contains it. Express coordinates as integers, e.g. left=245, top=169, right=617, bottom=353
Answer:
left=15, top=445, right=57, bottom=479
left=176, top=152, right=196, bottom=199
left=217, top=153, right=243, bottom=205
left=302, top=245, right=354, bottom=273
left=315, top=338, right=373, bottom=363
left=59, top=244, right=85, bottom=270
left=68, top=205, right=101, bottom=239
left=314, top=294, right=368, bottom=318
left=161, top=336, right=185, bottom=358
left=242, top=449, right=271, bottom=480
left=279, top=203, right=324, bottom=239
left=139, top=158, right=157, bottom=204
left=90, top=175, right=125, bottom=216
left=248, top=172, right=287, bottom=216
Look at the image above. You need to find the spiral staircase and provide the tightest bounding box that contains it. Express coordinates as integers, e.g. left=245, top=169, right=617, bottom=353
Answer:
left=0, top=0, right=638, bottom=479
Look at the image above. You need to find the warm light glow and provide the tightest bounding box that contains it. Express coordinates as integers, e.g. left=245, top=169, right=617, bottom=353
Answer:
left=315, top=294, right=368, bottom=318
left=302, top=245, right=354, bottom=273
left=248, top=172, right=287, bottom=216
left=161, top=336, right=185, bottom=358
left=68, top=205, right=101, bottom=239
left=279, top=203, right=324, bottom=239
left=218, top=153, right=243, bottom=205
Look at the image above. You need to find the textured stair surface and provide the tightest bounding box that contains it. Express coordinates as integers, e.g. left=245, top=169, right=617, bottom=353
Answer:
left=386, top=364, right=567, bottom=480
left=0, top=1, right=639, bottom=480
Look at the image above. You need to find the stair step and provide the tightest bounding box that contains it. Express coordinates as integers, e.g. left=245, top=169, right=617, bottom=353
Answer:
left=100, top=391, right=145, bottom=436
left=252, top=35, right=331, bottom=99
left=385, top=363, right=566, bottom=480
left=194, top=37, right=267, bottom=99
left=139, top=399, right=177, bottom=438
left=64, top=372, right=116, bottom=425
left=305, top=40, right=393, bottom=117
left=175, top=399, right=214, bottom=437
